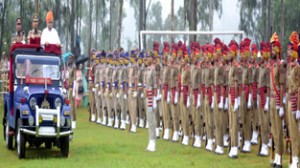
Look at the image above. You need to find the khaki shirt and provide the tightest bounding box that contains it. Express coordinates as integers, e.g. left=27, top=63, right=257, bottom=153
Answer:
left=288, top=65, right=300, bottom=94
left=137, top=65, right=144, bottom=86
left=204, top=64, right=214, bottom=87
left=128, top=65, right=138, bottom=86
left=145, top=65, right=157, bottom=89
left=228, top=63, right=238, bottom=87
left=27, top=29, right=42, bottom=43
left=251, top=64, right=259, bottom=84
left=191, top=64, right=201, bottom=89
left=241, top=63, right=251, bottom=85
left=11, top=32, right=26, bottom=44
left=181, top=65, right=191, bottom=86
left=214, top=63, right=224, bottom=86
left=162, top=65, right=170, bottom=85
left=269, top=61, right=286, bottom=92
left=258, top=63, right=270, bottom=88
left=170, top=65, right=179, bottom=88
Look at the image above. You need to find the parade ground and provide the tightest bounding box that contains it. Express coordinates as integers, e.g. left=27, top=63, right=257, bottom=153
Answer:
left=0, top=107, right=291, bottom=168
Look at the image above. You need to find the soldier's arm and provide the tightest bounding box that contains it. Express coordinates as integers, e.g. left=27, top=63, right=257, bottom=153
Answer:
left=153, top=68, right=157, bottom=97
left=279, top=65, right=286, bottom=107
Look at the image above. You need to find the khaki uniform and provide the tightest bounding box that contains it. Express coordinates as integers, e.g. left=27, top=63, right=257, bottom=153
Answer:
left=228, top=62, right=239, bottom=147
left=180, top=65, right=191, bottom=137
left=161, top=65, right=171, bottom=129
left=68, top=64, right=76, bottom=121
left=137, top=65, right=145, bottom=125
left=240, top=62, right=252, bottom=142
left=145, top=65, right=157, bottom=140
left=204, top=64, right=214, bottom=140
left=170, top=64, right=180, bottom=133
left=269, top=60, right=285, bottom=156
left=154, top=63, right=161, bottom=128
left=119, top=66, right=129, bottom=123
left=112, top=66, right=121, bottom=122
left=105, top=66, right=113, bottom=120
left=88, top=64, right=96, bottom=121
left=128, top=65, right=138, bottom=126
left=27, top=29, right=42, bottom=44
left=11, top=32, right=25, bottom=44
left=287, top=64, right=300, bottom=157
left=190, top=64, right=202, bottom=137
left=258, top=63, right=270, bottom=145
left=250, top=64, right=259, bottom=135
left=213, top=62, right=225, bottom=147
left=94, top=64, right=101, bottom=122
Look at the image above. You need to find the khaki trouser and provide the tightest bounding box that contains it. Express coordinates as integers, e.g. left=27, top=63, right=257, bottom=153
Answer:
left=180, top=95, right=190, bottom=136
left=113, top=90, right=121, bottom=121
left=128, top=89, right=138, bottom=125
left=146, top=103, right=157, bottom=140
left=137, top=88, right=145, bottom=122
left=205, top=95, right=214, bottom=140
left=287, top=101, right=300, bottom=156
left=105, top=92, right=113, bottom=119
left=162, top=91, right=171, bottom=129
left=250, top=99, right=259, bottom=132
left=170, top=103, right=180, bottom=132
left=69, top=89, right=76, bottom=121
left=270, top=98, right=284, bottom=155
left=214, top=93, right=224, bottom=147
left=119, top=90, right=128, bottom=121
left=191, top=94, right=203, bottom=137
left=258, top=96, right=270, bottom=145
left=101, top=88, right=107, bottom=120
left=240, top=92, right=251, bottom=141
left=96, top=89, right=102, bottom=121
left=229, top=95, right=239, bottom=147
left=155, top=102, right=161, bottom=128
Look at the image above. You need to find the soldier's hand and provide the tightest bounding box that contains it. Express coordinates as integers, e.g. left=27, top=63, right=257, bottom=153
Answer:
left=187, top=96, right=190, bottom=108
left=167, top=92, right=171, bottom=104
left=296, top=110, right=300, bottom=120
left=247, top=94, right=252, bottom=109
left=116, top=93, right=120, bottom=98
left=140, top=93, right=144, bottom=98
left=197, top=94, right=201, bottom=109
left=224, top=98, right=229, bottom=110
left=234, top=98, right=239, bottom=112
left=174, top=92, right=178, bottom=104
left=98, top=91, right=101, bottom=96
left=133, top=91, right=138, bottom=98
left=279, top=107, right=284, bottom=118
left=211, top=96, right=214, bottom=109
left=123, top=94, right=127, bottom=100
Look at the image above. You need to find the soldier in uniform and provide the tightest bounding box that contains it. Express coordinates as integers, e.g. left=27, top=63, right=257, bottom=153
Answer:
left=27, top=14, right=42, bottom=44
left=257, top=42, right=271, bottom=157
left=119, top=52, right=129, bottom=130
left=239, top=38, right=253, bottom=153
left=137, top=52, right=146, bottom=128
left=67, top=54, right=77, bottom=129
left=250, top=44, right=260, bottom=145
left=204, top=44, right=215, bottom=151
left=112, top=51, right=121, bottom=129
left=213, top=39, right=226, bottom=154
left=269, top=32, right=285, bottom=168
left=286, top=31, right=300, bottom=168
left=190, top=42, right=202, bottom=148
left=169, top=44, right=180, bottom=142
left=128, top=50, right=138, bottom=132
left=88, top=50, right=97, bottom=122
left=180, top=44, right=191, bottom=146
left=11, top=18, right=26, bottom=44
left=105, top=53, right=113, bottom=127
left=227, top=40, right=240, bottom=158
left=96, top=52, right=103, bottom=124
left=145, top=52, right=158, bottom=152
left=161, top=42, right=172, bottom=140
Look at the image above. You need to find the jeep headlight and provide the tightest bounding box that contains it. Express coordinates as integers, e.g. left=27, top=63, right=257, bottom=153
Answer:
left=55, top=98, right=62, bottom=108
left=29, top=97, right=37, bottom=110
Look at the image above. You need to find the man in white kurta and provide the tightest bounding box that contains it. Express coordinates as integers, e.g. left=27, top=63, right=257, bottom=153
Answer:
left=40, top=10, right=61, bottom=46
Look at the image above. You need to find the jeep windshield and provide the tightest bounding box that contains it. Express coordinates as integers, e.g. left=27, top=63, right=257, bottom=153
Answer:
left=15, top=55, right=61, bottom=80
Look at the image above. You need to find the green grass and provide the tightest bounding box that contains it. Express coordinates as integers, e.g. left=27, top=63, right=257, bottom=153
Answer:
left=0, top=107, right=291, bottom=168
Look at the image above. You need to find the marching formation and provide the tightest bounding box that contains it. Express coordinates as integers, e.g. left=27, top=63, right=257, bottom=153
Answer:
left=87, top=32, right=300, bottom=168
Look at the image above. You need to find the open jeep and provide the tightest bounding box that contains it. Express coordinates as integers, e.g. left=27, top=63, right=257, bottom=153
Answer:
left=2, top=44, right=73, bottom=158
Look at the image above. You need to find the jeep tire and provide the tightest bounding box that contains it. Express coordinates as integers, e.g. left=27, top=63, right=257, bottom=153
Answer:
left=5, top=119, right=13, bottom=150
left=60, top=136, right=69, bottom=157
left=17, top=118, right=26, bottom=158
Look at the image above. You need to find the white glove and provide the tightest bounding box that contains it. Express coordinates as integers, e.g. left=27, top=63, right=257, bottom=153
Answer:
left=72, top=90, right=75, bottom=98
left=279, top=107, right=284, bottom=118
left=109, top=92, right=113, bottom=97
left=116, top=93, right=120, bottom=98
left=283, top=95, right=287, bottom=104
left=92, top=88, right=96, bottom=92
left=95, top=84, right=99, bottom=88
left=196, top=94, right=201, bottom=109
left=211, top=96, right=214, bottom=109
left=167, top=91, right=171, bottom=104
left=123, top=94, right=127, bottom=100
left=112, top=83, right=115, bottom=87
left=224, top=98, right=228, bottom=110
left=174, top=91, right=179, bottom=104
left=257, top=96, right=260, bottom=107
left=218, top=96, right=224, bottom=109
left=296, top=110, right=300, bottom=120
left=98, top=91, right=101, bottom=96
left=133, top=91, right=138, bottom=98
left=234, top=98, right=239, bottom=112
left=247, top=94, right=252, bottom=109
left=264, top=97, right=269, bottom=111
left=187, top=96, right=190, bottom=108
left=104, top=90, right=108, bottom=97
left=107, top=83, right=110, bottom=88
left=141, top=93, right=144, bottom=98
left=153, top=97, right=157, bottom=109
left=156, top=89, right=162, bottom=101
left=237, top=96, right=241, bottom=106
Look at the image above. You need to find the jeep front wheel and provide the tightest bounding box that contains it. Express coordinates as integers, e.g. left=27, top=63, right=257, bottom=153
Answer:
left=60, top=136, right=69, bottom=157
left=5, top=119, right=13, bottom=150
left=17, top=119, right=26, bottom=159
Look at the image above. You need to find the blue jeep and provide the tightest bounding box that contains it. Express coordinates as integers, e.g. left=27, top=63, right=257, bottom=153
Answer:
left=2, top=45, right=73, bottom=158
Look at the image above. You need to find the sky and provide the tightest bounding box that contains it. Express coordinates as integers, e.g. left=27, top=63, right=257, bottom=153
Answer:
left=121, top=0, right=241, bottom=49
